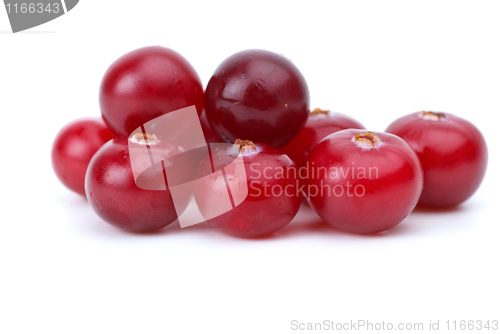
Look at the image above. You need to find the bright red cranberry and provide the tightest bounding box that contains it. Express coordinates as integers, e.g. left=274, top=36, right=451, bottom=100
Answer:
left=281, top=108, right=365, bottom=168
left=204, top=49, right=310, bottom=148
left=52, top=117, right=117, bottom=196
left=200, top=109, right=224, bottom=143
left=99, top=46, right=204, bottom=136
left=386, top=111, right=488, bottom=207
left=306, top=130, right=423, bottom=234
left=194, top=140, right=302, bottom=238
left=85, top=135, right=189, bottom=232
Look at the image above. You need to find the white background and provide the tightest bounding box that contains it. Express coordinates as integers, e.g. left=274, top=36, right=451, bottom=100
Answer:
left=1, top=1, right=499, bottom=333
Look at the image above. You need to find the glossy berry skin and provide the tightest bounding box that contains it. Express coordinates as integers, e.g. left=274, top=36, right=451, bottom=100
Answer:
left=100, top=46, right=204, bottom=136
left=205, top=49, right=310, bottom=148
left=194, top=141, right=302, bottom=238
left=306, top=130, right=423, bottom=234
left=199, top=109, right=224, bottom=143
left=85, top=137, right=187, bottom=232
left=386, top=111, right=488, bottom=207
left=281, top=108, right=365, bottom=168
left=52, top=117, right=117, bottom=196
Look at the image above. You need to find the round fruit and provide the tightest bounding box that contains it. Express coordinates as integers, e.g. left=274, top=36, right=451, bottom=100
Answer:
left=100, top=46, right=204, bottom=136
left=281, top=108, right=365, bottom=168
left=194, top=140, right=302, bottom=237
left=52, top=117, right=116, bottom=196
left=386, top=111, right=488, bottom=207
left=204, top=49, right=310, bottom=148
left=306, top=130, right=423, bottom=234
left=85, top=136, right=189, bottom=232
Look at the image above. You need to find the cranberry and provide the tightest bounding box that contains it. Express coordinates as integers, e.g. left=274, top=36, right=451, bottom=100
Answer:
left=204, top=49, right=310, bottom=148
left=194, top=140, right=302, bottom=237
left=306, top=130, right=423, bottom=234
left=99, top=46, right=204, bottom=137
left=85, top=135, right=190, bottom=232
left=386, top=111, right=488, bottom=207
left=52, top=117, right=117, bottom=196
left=200, top=109, right=224, bottom=143
left=281, top=108, right=365, bottom=168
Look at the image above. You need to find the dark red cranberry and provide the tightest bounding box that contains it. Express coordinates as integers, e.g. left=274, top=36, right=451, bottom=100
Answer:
left=306, top=130, right=423, bottom=234
left=85, top=135, right=189, bottom=232
left=204, top=49, right=310, bottom=148
left=281, top=108, right=365, bottom=168
left=100, top=46, right=204, bottom=137
left=52, top=117, right=117, bottom=196
left=386, top=111, right=488, bottom=207
left=194, top=140, right=302, bottom=238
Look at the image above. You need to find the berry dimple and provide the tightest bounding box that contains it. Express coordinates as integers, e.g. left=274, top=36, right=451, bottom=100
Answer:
left=281, top=108, right=365, bottom=169
left=386, top=111, right=487, bottom=207
left=194, top=140, right=302, bottom=238
left=306, top=129, right=423, bottom=234
left=85, top=136, right=191, bottom=232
